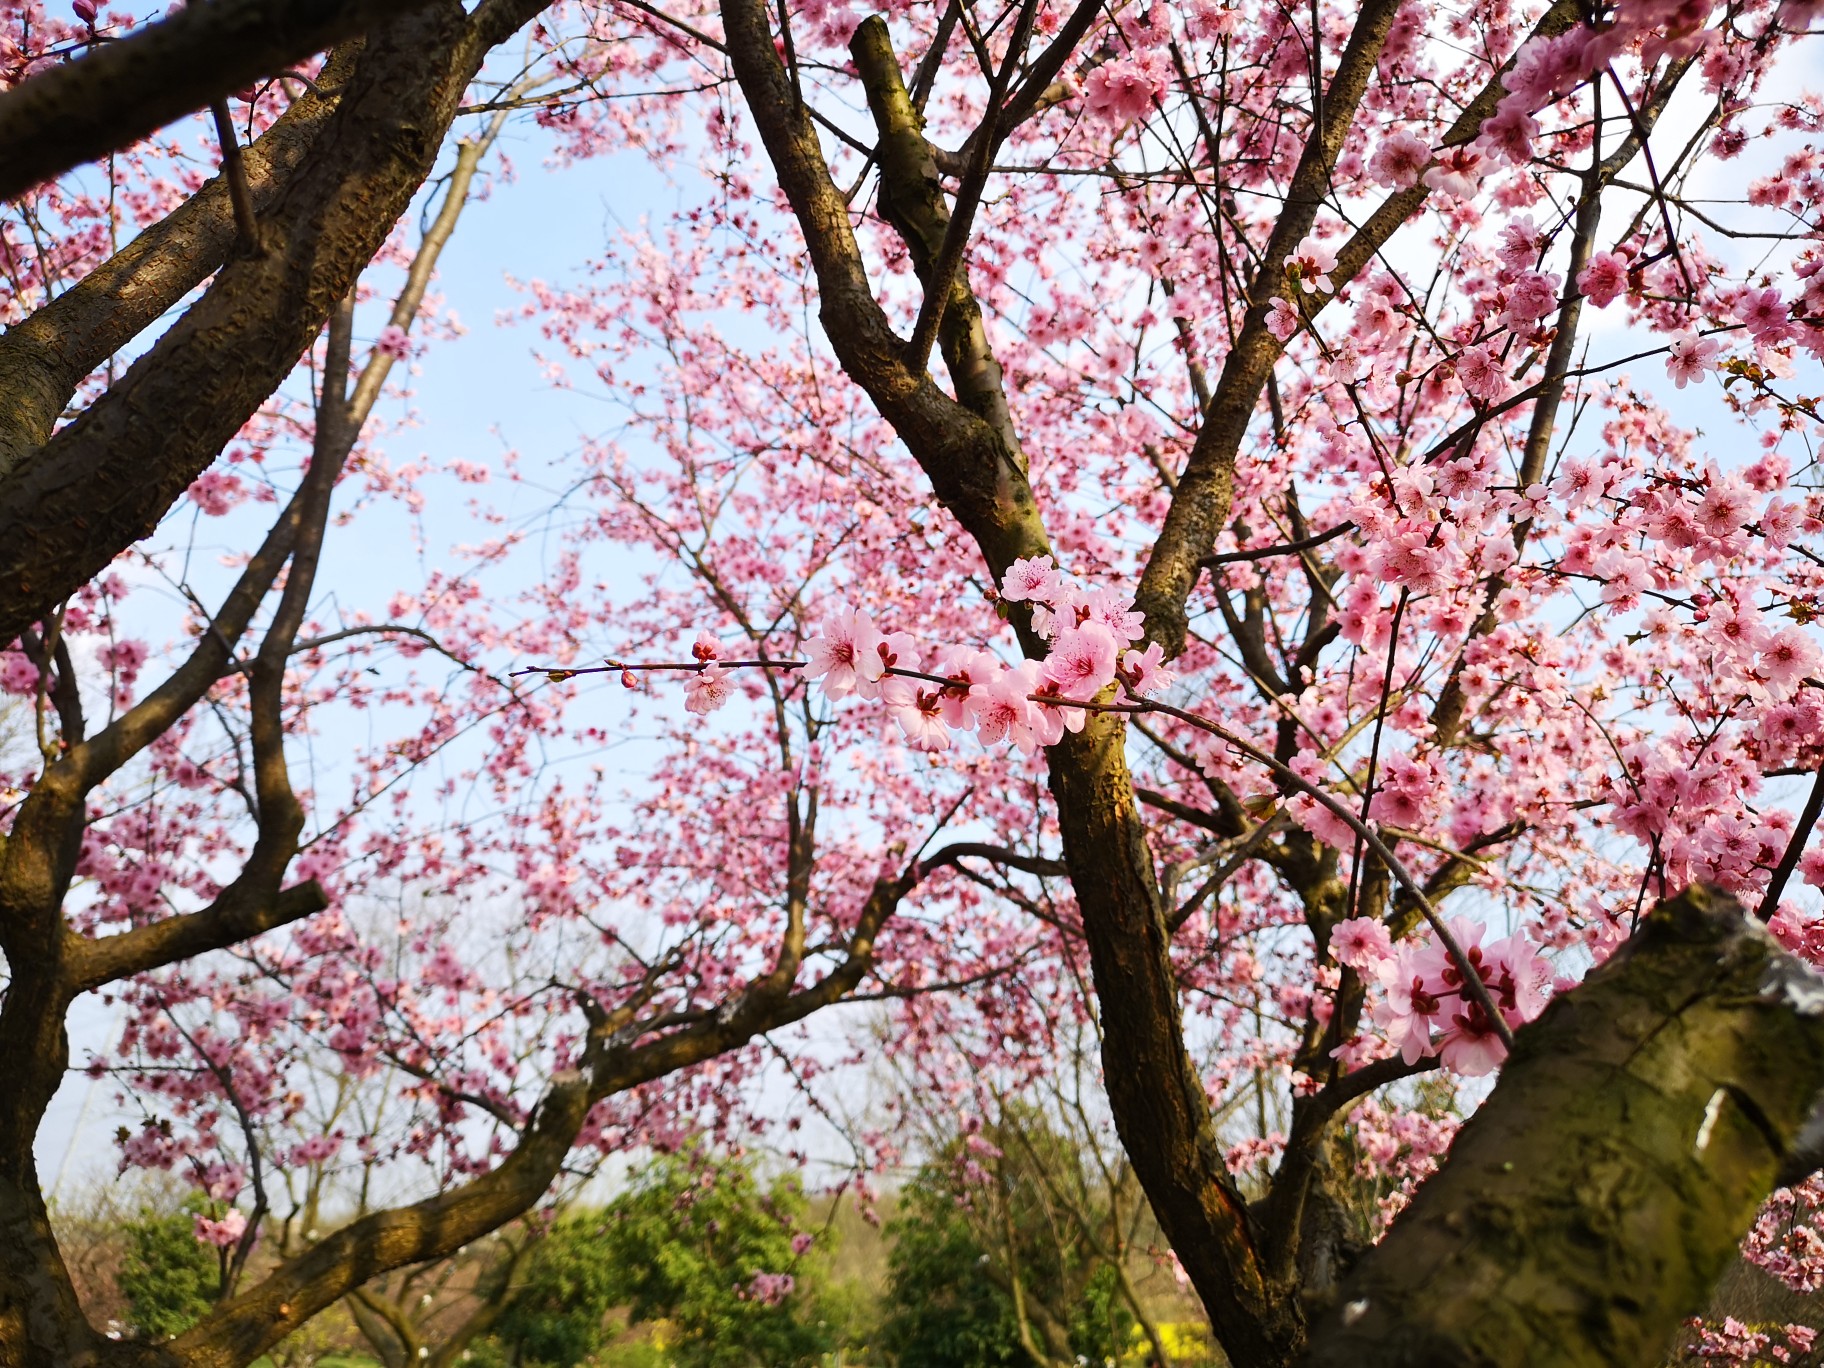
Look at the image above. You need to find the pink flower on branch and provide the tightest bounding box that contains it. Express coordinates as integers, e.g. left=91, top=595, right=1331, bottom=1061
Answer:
left=803, top=607, right=884, bottom=699
left=1666, top=331, right=1722, bottom=388
left=194, top=1209, right=248, bottom=1249
left=684, top=662, right=733, bottom=714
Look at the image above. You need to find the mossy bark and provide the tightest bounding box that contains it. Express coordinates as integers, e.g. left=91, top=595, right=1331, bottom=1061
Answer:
left=1303, top=885, right=1824, bottom=1368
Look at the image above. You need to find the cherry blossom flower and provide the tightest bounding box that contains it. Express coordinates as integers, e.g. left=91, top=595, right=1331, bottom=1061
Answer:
left=1375, top=949, right=1446, bottom=1065
left=1285, top=235, right=1337, bottom=294
left=972, top=661, right=1044, bottom=753
left=1356, top=290, right=1403, bottom=340
left=999, top=555, right=1061, bottom=604
left=1576, top=252, right=1631, bottom=307
left=1422, top=146, right=1487, bottom=200
left=1476, top=100, right=1541, bottom=166
left=683, top=662, right=733, bottom=714
left=194, top=1209, right=247, bottom=1248
left=881, top=677, right=952, bottom=752
left=1665, top=331, right=1722, bottom=388
left=1119, top=642, right=1175, bottom=696
left=860, top=629, right=919, bottom=698
left=1735, top=286, right=1791, bottom=342
left=1455, top=345, right=1507, bottom=403
left=1499, top=271, right=1561, bottom=330
left=1760, top=628, right=1819, bottom=695
left=1043, top=621, right=1121, bottom=700
left=1082, top=52, right=1170, bottom=124
left=1368, top=131, right=1431, bottom=188
left=743, top=1272, right=796, bottom=1306
left=375, top=325, right=413, bottom=360
left=1330, top=917, right=1393, bottom=972
left=930, top=645, right=1001, bottom=727
left=802, top=607, right=884, bottom=699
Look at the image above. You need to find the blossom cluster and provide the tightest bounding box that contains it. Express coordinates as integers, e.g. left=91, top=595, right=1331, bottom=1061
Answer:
left=1331, top=916, right=1555, bottom=1076
left=1686, top=1316, right=1819, bottom=1366
left=681, top=556, right=1175, bottom=754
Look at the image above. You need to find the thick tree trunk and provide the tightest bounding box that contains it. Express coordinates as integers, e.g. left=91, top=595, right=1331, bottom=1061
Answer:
left=1303, top=885, right=1824, bottom=1368
left=1048, top=719, right=1306, bottom=1366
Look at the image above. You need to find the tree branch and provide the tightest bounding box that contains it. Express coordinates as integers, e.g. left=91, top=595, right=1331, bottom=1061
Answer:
left=0, top=45, right=355, bottom=477
left=0, top=0, right=430, bottom=201
left=70, top=879, right=328, bottom=992
left=1134, top=0, right=1583, bottom=658
left=1306, top=885, right=1824, bottom=1368
left=0, top=0, right=543, bottom=650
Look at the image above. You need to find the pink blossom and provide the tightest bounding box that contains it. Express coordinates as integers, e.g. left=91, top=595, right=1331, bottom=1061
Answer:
left=999, top=555, right=1061, bottom=604
left=1499, top=271, right=1561, bottom=330
left=1374, top=949, right=1445, bottom=1065
left=374, top=325, right=413, bottom=361
left=1285, top=235, right=1337, bottom=294
left=1422, top=146, right=1486, bottom=200
left=1042, top=622, right=1120, bottom=700
left=187, top=469, right=245, bottom=516
left=802, top=607, right=884, bottom=699
left=1080, top=587, right=1145, bottom=642
left=930, top=645, right=1000, bottom=727
left=194, top=1209, right=248, bottom=1248
left=1760, top=629, right=1820, bottom=695
left=790, top=1232, right=814, bottom=1255
left=744, top=1272, right=796, bottom=1305
left=1366, top=752, right=1445, bottom=828
left=1496, top=217, right=1544, bottom=271
left=1372, top=922, right=1550, bottom=1074
left=1082, top=52, right=1169, bottom=124
left=1735, top=287, right=1791, bottom=342
left=684, top=662, right=733, bottom=714
left=857, top=629, right=919, bottom=698
left=881, top=677, right=952, bottom=752
left=1455, top=345, right=1506, bottom=403
left=1476, top=99, right=1541, bottom=166
left=1501, top=30, right=1586, bottom=109
left=1330, top=917, right=1393, bottom=971
left=1356, top=290, right=1403, bottom=340
left=972, top=662, right=1043, bottom=754
left=1264, top=297, right=1300, bottom=341
left=1665, top=331, right=1722, bottom=388
left=1118, top=642, right=1175, bottom=696
left=1368, top=131, right=1431, bottom=188
left=1577, top=252, right=1631, bottom=307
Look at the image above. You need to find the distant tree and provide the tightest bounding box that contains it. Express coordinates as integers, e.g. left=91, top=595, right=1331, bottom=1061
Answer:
left=877, top=1163, right=1027, bottom=1368
left=484, top=1218, right=621, bottom=1368
left=118, top=1203, right=218, bottom=1343
left=488, top=1147, right=831, bottom=1368
left=878, top=1113, right=1144, bottom=1368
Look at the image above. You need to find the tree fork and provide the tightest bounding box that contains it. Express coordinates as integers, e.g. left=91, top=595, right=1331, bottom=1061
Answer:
left=1304, top=884, right=1824, bottom=1368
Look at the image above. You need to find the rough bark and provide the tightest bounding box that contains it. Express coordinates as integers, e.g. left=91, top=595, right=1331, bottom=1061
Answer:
left=1048, top=718, right=1304, bottom=1365
left=1304, top=884, right=1824, bottom=1368
left=0, top=0, right=427, bottom=201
